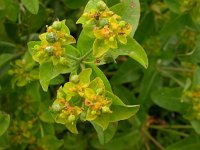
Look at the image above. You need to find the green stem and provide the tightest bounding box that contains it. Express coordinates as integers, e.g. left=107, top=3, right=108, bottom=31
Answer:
left=66, top=54, right=80, bottom=61
left=144, top=130, right=165, bottom=150
left=150, top=126, right=189, bottom=137
left=79, top=49, right=93, bottom=62
left=150, top=125, right=192, bottom=129
left=158, top=66, right=193, bottom=73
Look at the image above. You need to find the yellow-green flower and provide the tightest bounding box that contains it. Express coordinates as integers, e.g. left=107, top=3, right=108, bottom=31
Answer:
left=77, top=0, right=132, bottom=58
left=31, top=20, right=76, bottom=65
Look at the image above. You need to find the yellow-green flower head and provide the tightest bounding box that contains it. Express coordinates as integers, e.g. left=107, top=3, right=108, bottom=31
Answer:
left=50, top=68, right=113, bottom=131
left=8, top=59, right=39, bottom=87
left=31, top=20, right=76, bottom=65
left=77, top=0, right=132, bottom=58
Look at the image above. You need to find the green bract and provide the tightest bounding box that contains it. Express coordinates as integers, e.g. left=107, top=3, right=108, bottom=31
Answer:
left=29, top=20, right=76, bottom=65
left=50, top=69, right=139, bottom=133
left=77, top=0, right=132, bottom=58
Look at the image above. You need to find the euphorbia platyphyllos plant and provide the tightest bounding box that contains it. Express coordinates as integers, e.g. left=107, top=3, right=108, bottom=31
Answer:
left=28, top=0, right=148, bottom=143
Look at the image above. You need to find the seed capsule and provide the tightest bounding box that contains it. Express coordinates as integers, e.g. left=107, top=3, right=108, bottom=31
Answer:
left=45, top=46, right=54, bottom=55
left=70, top=75, right=79, bottom=83
left=52, top=103, right=62, bottom=112
left=119, top=21, right=126, bottom=27
left=46, top=32, right=57, bottom=43
left=52, top=21, right=62, bottom=30
left=91, top=110, right=96, bottom=115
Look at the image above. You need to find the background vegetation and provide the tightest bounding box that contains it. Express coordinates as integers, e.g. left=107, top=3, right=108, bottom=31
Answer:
left=0, top=0, right=200, bottom=149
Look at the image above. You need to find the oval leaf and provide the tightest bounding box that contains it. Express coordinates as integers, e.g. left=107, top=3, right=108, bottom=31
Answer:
left=21, top=0, right=39, bottom=14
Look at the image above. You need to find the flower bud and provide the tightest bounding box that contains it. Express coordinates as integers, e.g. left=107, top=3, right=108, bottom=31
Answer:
left=52, top=21, right=62, bottom=30
left=91, top=110, right=96, bottom=115
left=109, top=36, right=114, bottom=42
left=70, top=75, right=79, bottom=83
left=46, top=32, right=57, bottom=43
left=97, top=1, right=107, bottom=11
left=52, top=103, right=63, bottom=112
left=119, top=21, right=126, bottom=27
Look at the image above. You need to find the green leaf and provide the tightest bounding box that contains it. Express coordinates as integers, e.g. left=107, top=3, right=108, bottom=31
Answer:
left=39, top=61, right=71, bottom=91
left=40, top=110, right=55, bottom=123
left=65, top=122, right=78, bottom=134
left=0, top=112, right=10, bottom=136
left=109, top=105, right=140, bottom=122
left=1, top=0, right=19, bottom=21
left=164, top=0, right=180, bottom=13
left=79, top=68, right=92, bottom=84
left=77, top=29, right=95, bottom=56
left=49, top=75, right=65, bottom=85
left=0, top=53, right=15, bottom=68
left=151, top=87, right=188, bottom=113
left=0, top=133, right=10, bottom=149
left=113, top=36, right=148, bottom=68
left=21, top=0, right=39, bottom=14
left=190, top=120, right=200, bottom=134
left=83, top=0, right=99, bottom=12
left=92, top=130, right=141, bottom=150
left=63, top=0, right=88, bottom=9
left=161, top=14, right=196, bottom=37
left=166, top=135, right=200, bottom=150
left=93, top=114, right=110, bottom=130
left=105, top=91, right=126, bottom=106
left=89, top=77, right=105, bottom=93
left=92, top=122, right=118, bottom=145
left=38, top=135, right=64, bottom=150
left=110, top=58, right=141, bottom=85
left=87, top=63, right=112, bottom=92
left=54, top=115, right=78, bottom=134
left=93, top=39, right=110, bottom=58
left=110, top=0, right=140, bottom=36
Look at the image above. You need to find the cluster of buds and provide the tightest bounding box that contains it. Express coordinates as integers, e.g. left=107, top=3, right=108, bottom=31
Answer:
left=182, top=87, right=200, bottom=119
left=180, top=0, right=197, bottom=12
left=31, top=20, right=76, bottom=65
left=77, top=0, right=132, bottom=57
left=8, top=59, right=38, bottom=87
left=50, top=69, right=112, bottom=129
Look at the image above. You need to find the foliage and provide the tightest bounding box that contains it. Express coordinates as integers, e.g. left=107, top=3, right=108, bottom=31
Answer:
left=0, top=0, right=200, bottom=149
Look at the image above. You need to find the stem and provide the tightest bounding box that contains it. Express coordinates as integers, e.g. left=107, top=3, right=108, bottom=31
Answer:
left=159, top=70, right=185, bottom=87
left=79, top=49, right=93, bottom=62
left=144, top=130, right=165, bottom=150
left=150, top=125, right=192, bottom=129
left=150, top=127, right=189, bottom=137
left=158, top=66, right=193, bottom=73
left=66, top=54, right=80, bottom=61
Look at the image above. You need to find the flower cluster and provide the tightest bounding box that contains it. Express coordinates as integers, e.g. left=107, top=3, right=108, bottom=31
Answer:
left=182, top=87, right=200, bottom=119
left=77, top=0, right=132, bottom=58
left=31, top=20, right=75, bottom=65
left=50, top=69, right=112, bottom=132
left=8, top=59, right=38, bottom=87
